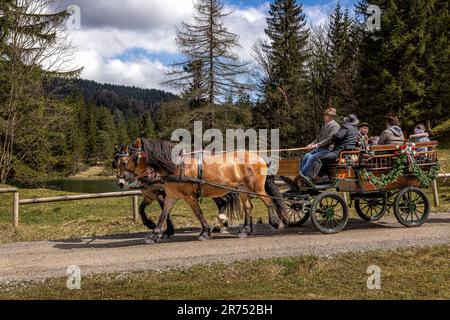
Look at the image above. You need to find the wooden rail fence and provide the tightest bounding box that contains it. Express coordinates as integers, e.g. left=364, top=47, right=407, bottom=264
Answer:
left=1, top=173, right=448, bottom=230
left=1, top=188, right=142, bottom=229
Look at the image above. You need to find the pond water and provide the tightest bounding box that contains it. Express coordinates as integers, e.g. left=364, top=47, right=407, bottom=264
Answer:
left=44, top=179, right=120, bottom=193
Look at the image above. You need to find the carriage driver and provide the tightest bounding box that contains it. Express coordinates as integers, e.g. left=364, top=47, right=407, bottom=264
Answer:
left=299, top=107, right=340, bottom=182
left=302, top=114, right=360, bottom=185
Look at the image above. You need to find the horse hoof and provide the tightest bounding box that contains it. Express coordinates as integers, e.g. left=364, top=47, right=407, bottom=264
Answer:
left=145, top=237, right=158, bottom=245
left=269, top=221, right=284, bottom=231
left=238, top=232, right=249, bottom=239
left=162, top=232, right=175, bottom=240
left=199, top=233, right=211, bottom=241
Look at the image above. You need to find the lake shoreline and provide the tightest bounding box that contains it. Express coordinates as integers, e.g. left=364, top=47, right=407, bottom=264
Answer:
left=68, top=166, right=115, bottom=180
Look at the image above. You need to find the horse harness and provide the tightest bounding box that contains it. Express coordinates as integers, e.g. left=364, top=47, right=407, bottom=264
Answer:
left=178, top=150, right=204, bottom=198
left=120, top=148, right=285, bottom=202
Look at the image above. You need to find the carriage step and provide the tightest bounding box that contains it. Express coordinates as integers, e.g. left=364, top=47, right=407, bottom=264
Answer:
left=297, top=174, right=334, bottom=191
left=314, top=184, right=335, bottom=190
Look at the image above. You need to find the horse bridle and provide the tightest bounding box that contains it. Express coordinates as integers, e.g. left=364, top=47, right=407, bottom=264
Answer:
left=115, top=146, right=155, bottom=183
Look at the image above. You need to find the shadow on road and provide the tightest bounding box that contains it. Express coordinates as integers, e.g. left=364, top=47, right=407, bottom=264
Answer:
left=49, top=215, right=446, bottom=251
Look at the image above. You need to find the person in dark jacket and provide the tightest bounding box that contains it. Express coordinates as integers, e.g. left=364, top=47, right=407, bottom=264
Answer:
left=302, top=114, right=360, bottom=184
left=378, top=113, right=405, bottom=145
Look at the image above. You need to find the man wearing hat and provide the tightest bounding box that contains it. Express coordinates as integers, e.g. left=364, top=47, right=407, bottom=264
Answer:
left=300, top=107, right=340, bottom=179
left=302, top=114, right=360, bottom=185
left=357, top=122, right=371, bottom=149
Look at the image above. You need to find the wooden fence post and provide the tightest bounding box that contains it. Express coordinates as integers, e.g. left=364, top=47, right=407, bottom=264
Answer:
left=132, top=195, right=140, bottom=224
left=13, top=191, right=19, bottom=230
left=431, top=179, right=439, bottom=208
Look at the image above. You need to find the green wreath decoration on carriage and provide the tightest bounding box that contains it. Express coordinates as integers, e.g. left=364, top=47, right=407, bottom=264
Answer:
left=361, top=143, right=440, bottom=189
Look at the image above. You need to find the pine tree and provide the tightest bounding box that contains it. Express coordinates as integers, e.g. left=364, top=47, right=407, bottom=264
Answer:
left=354, top=0, right=449, bottom=131
left=306, top=24, right=333, bottom=133
left=139, top=112, right=157, bottom=139
left=419, top=0, right=450, bottom=126
left=0, top=0, right=80, bottom=182
left=254, top=0, right=310, bottom=147
left=127, top=115, right=141, bottom=142
left=328, top=3, right=358, bottom=114
left=67, top=97, right=86, bottom=173
left=164, top=0, right=250, bottom=109
left=116, top=118, right=130, bottom=145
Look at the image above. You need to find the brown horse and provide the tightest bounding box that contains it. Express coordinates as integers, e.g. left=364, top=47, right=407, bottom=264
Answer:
left=113, top=145, right=242, bottom=238
left=119, top=138, right=288, bottom=243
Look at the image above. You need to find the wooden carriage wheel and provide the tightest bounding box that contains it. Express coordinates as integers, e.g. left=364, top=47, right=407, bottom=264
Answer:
left=355, top=196, right=388, bottom=222
left=283, top=193, right=310, bottom=227
left=393, top=187, right=430, bottom=227
left=310, top=192, right=349, bottom=234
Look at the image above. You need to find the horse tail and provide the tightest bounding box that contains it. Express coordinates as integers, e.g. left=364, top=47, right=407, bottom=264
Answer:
left=264, top=175, right=287, bottom=222
left=225, top=192, right=243, bottom=223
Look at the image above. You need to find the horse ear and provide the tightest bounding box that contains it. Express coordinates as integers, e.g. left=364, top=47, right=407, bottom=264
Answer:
left=114, top=144, right=120, bottom=152
left=136, top=137, right=142, bottom=149
left=124, top=145, right=129, bottom=154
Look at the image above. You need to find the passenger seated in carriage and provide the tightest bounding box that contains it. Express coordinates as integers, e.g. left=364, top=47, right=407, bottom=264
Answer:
left=299, top=107, right=340, bottom=178
left=409, top=123, right=430, bottom=151
left=300, top=114, right=360, bottom=185
left=356, top=122, right=376, bottom=150
left=378, top=113, right=405, bottom=145
left=409, top=123, right=431, bottom=163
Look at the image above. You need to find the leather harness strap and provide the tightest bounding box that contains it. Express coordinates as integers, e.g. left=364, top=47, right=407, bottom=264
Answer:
left=196, top=151, right=204, bottom=198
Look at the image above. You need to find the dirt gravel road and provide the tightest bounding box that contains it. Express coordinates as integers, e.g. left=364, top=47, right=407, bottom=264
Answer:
left=1, top=213, right=449, bottom=284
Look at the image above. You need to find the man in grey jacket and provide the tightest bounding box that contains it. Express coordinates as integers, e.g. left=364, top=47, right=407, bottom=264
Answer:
left=304, top=114, right=360, bottom=184
left=300, top=107, right=340, bottom=178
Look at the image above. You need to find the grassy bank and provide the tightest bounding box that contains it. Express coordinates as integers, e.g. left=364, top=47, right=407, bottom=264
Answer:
left=0, top=245, right=448, bottom=300
left=68, top=166, right=115, bottom=180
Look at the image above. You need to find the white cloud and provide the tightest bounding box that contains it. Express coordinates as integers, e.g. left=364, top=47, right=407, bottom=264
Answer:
left=72, top=48, right=168, bottom=90
left=304, top=4, right=333, bottom=27
left=225, top=4, right=269, bottom=61
left=65, top=0, right=333, bottom=90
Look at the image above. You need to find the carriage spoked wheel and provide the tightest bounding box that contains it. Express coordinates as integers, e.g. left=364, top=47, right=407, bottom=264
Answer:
left=310, top=192, right=349, bottom=234
left=393, top=187, right=430, bottom=227
left=283, top=194, right=310, bottom=227
left=355, top=196, right=387, bottom=222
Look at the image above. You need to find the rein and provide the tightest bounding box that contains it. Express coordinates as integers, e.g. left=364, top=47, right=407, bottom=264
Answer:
left=162, top=175, right=287, bottom=201
left=181, top=147, right=310, bottom=157
left=115, top=144, right=304, bottom=202
left=128, top=167, right=156, bottom=183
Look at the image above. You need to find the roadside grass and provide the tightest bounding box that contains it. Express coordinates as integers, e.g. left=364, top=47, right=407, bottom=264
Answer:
left=0, top=146, right=448, bottom=244
left=437, top=141, right=450, bottom=172
left=0, top=245, right=448, bottom=300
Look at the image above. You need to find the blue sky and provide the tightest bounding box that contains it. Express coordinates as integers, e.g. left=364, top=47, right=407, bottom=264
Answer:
left=65, top=0, right=357, bottom=91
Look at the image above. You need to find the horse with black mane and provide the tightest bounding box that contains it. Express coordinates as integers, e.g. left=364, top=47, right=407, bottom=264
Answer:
left=117, top=138, right=288, bottom=243
left=113, top=145, right=242, bottom=238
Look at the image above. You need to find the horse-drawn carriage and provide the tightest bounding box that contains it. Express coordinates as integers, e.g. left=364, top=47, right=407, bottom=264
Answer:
left=115, top=138, right=440, bottom=241
left=278, top=141, right=440, bottom=234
